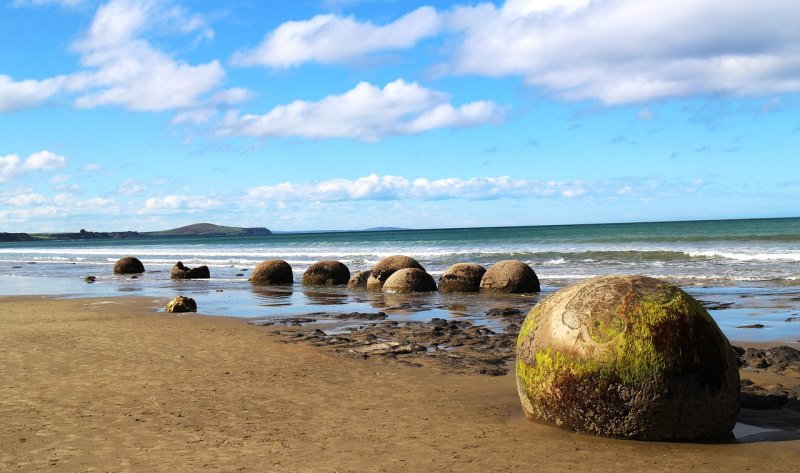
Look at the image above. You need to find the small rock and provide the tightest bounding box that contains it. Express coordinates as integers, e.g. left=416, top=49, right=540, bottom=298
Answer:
left=84, top=276, right=96, bottom=283
left=165, top=296, right=197, bottom=313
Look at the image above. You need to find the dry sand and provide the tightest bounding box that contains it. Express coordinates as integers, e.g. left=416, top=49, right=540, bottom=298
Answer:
left=2, top=296, right=799, bottom=472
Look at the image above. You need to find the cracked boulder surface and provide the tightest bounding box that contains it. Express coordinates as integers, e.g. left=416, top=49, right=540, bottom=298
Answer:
left=515, top=275, right=740, bottom=440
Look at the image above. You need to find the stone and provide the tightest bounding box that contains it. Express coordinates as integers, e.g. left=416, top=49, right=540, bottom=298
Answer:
left=516, top=275, right=740, bottom=440
left=250, top=259, right=293, bottom=286
left=366, top=255, right=424, bottom=291
left=165, top=296, right=197, bottom=313
left=302, top=260, right=350, bottom=286
left=382, top=268, right=437, bottom=293
left=347, top=270, right=371, bottom=289
left=438, top=263, right=486, bottom=293
left=84, top=276, right=96, bottom=283
left=480, top=260, right=540, bottom=294
left=113, top=256, right=144, bottom=275
left=171, top=261, right=210, bottom=279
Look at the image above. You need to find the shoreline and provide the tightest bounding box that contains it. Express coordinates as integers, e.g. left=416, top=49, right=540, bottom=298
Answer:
left=2, top=295, right=800, bottom=471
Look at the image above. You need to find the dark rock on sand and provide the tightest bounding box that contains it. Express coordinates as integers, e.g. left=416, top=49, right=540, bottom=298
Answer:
left=302, top=260, right=350, bottom=286
left=165, top=296, right=197, bottom=313
left=516, top=275, right=740, bottom=440
left=382, top=268, right=437, bottom=293
left=113, top=256, right=145, bottom=275
left=366, top=255, right=424, bottom=291
left=171, top=261, right=211, bottom=279
left=736, top=346, right=800, bottom=375
left=438, top=263, right=486, bottom=293
left=347, top=270, right=371, bottom=289
left=480, top=260, right=540, bottom=294
left=250, top=259, right=293, bottom=286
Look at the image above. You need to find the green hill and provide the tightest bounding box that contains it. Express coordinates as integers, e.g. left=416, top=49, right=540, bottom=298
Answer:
left=144, top=223, right=272, bottom=237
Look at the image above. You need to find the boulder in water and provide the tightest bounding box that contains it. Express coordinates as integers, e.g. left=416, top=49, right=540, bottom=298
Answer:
left=250, top=259, right=293, bottom=286
left=347, top=270, right=371, bottom=289
left=382, top=268, right=437, bottom=293
left=439, top=263, right=486, bottom=293
left=302, top=260, right=350, bottom=286
left=479, top=260, right=539, bottom=294
left=171, top=261, right=210, bottom=279
left=366, top=255, right=424, bottom=291
left=113, top=256, right=144, bottom=275
left=165, top=296, right=197, bottom=313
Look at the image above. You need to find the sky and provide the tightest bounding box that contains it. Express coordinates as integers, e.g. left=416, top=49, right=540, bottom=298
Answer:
left=1, top=0, right=799, bottom=232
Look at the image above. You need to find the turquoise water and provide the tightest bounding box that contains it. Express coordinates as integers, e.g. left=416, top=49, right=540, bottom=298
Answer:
left=1, top=217, right=799, bottom=341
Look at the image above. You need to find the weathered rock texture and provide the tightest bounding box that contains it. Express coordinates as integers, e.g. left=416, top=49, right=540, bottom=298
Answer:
left=113, top=256, right=145, bottom=275
left=516, top=275, right=740, bottom=440
left=366, top=255, right=424, bottom=291
left=171, top=261, right=210, bottom=279
left=250, top=259, right=293, bottom=286
left=347, top=270, right=371, bottom=289
left=438, top=263, right=486, bottom=293
left=302, top=260, right=350, bottom=286
left=382, top=268, right=437, bottom=293
left=479, top=260, right=539, bottom=294
left=165, top=296, right=197, bottom=313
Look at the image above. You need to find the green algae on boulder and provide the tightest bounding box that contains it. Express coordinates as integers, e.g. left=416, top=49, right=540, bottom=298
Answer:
left=516, top=275, right=739, bottom=440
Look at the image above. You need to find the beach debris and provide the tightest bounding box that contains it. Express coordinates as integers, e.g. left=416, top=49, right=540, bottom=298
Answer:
left=113, top=256, right=145, bottom=275
left=347, top=270, right=371, bottom=289
left=250, top=259, right=293, bottom=286
left=366, top=255, right=424, bottom=291
left=302, top=260, right=351, bottom=286
left=382, top=268, right=437, bottom=293
left=165, top=296, right=197, bottom=313
left=479, top=260, right=540, bottom=294
left=84, top=275, right=96, bottom=283
left=438, top=263, right=486, bottom=293
left=171, top=261, right=210, bottom=279
left=516, top=275, right=739, bottom=440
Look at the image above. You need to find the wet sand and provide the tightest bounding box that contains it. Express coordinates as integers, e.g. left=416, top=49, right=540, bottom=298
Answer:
left=2, top=296, right=799, bottom=472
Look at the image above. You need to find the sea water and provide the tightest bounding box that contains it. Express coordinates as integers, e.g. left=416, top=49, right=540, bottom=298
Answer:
left=1, top=217, right=799, bottom=342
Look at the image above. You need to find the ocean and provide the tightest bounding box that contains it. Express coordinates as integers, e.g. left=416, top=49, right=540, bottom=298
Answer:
left=2, top=217, right=799, bottom=342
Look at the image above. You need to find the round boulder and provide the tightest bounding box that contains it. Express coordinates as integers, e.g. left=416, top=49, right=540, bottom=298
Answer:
left=366, top=255, right=424, bottom=291
left=479, top=260, right=539, bottom=294
left=382, top=268, right=437, bottom=293
left=113, top=256, right=144, bottom=275
left=438, top=263, right=486, bottom=293
left=347, top=270, right=371, bottom=289
left=516, top=275, right=740, bottom=440
left=250, top=259, right=293, bottom=286
left=302, top=260, right=350, bottom=286
left=171, top=261, right=210, bottom=279
left=165, top=295, right=197, bottom=313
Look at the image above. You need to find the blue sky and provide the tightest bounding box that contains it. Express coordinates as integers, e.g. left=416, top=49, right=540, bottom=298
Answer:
left=1, top=0, right=798, bottom=232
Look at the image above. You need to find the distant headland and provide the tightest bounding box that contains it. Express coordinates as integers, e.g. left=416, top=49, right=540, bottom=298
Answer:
left=0, top=223, right=272, bottom=242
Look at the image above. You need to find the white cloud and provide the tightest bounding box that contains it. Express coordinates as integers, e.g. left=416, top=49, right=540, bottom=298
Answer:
left=0, top=75, right=66, bottom=112
left=117, top=178, right=146, bottom=195
left=80, top=162, right=102, bottom=172
left=233, top=6, right=442, bottom=68
left=219, top=79, right=502, bottom=141
left=0, top=150, right=67, bottom=182
left=445, top=0, right=800, bottom=104
left=4, top=193, right=48, bottom=207
left=143, top=195, right=223, bottom=211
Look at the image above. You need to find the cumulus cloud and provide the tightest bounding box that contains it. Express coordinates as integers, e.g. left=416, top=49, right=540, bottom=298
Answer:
left=143, top=195, right=223, bottom=212
left=218, top=79, right=502, bottom=141
left=0, top=150, right=67, bottom=182
left=232, top=6, right=442, bottom=68
left=0, top=75, right=66, bottom=113
left=445, top=0, right=800, bottom=104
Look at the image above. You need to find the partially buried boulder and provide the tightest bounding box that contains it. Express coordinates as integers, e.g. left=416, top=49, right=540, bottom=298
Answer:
left=516, top=275, right=740, bottom=440
left=171, top=261, right=210, bottom=279
left=250, top=259, right=293, bottom=286
left=366, top=255, right=424, bottom=291
left=165, top=296, right=197, bottom=313
left=113, top=256, right=144, bottom=275
left=382, top=268, right=437, bottom=293
left=347, top=270, right=371, bottom=289
left=302, top=260, right=350, bottom=286
left=479, top=260, right=539, bottom=294
left=439, top=263, right=486, bottom=293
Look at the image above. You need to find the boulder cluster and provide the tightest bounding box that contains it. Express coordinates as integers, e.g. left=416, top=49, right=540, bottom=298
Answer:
left=248, top=254, right=541, bottom=295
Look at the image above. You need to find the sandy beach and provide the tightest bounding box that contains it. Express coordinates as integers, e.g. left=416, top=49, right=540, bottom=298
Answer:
left=2, top=296, right=799, bottom=472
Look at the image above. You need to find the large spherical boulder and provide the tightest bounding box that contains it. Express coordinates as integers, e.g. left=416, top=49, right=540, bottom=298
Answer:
left=480, top=260, right=539, bottom=294
left=165, top=296, right=197, bottom=313
left=250, top=259, right=293, bottom=286
left=347, top=270, right=371, bottom=289
left=302, top=260, right=350, bottom=286
left=439, top=263, right=486, bottom=293
left=366, top=255, right=424, bottom=291
left=113, top=256, right=145, bottom=275
left=171, top=261, right=210, bottom=279
left=516, top=275, right=740, bottom=440
left=382, top=268, right=437, bottom=293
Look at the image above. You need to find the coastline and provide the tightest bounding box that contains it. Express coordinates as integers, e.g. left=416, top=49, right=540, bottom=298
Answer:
left=2, top=295, right=799, bottom=472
